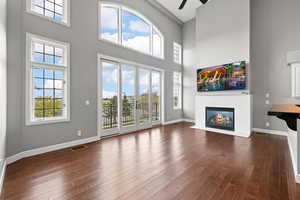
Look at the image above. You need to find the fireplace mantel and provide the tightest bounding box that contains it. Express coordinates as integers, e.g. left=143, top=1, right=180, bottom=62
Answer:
left=193, top=94, right=252, bottom=137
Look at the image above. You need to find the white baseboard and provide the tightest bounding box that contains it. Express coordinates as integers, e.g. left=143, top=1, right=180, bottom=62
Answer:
left=6, top=136, right=99, bottom=165
left=183, top=118, right=195, bottom=123
left=192, top=125, right=250, bottom=138
left=163, top=118, right=195, bottom=125
left=0, top=160, right=6, bottom=195
left=252, top=128, right=288, bottom=136
left=287, top=135, right=300, bottom=184
left=163, top=119, right=184, bottom=125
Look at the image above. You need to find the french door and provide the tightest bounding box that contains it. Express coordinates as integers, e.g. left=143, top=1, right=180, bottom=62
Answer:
left=99, top=58, right=162, bottom=137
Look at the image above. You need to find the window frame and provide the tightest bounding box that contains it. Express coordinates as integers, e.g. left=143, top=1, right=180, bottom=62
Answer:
left=26, top=33, right=71, bottom=126
left=173, top=42, right=182, bottom=65
left=173, top=71, right=182, bottom=110
left=26, top=0, right=71, bottom=27
left=98, top=2, right=165, bottom=60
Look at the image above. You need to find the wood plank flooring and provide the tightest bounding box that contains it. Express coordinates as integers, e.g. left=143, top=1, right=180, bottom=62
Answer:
left=1, top=122, right=300, bottom=200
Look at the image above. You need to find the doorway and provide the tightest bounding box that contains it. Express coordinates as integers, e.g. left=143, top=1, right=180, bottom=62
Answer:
left=98, top=56, right=162, bottom=137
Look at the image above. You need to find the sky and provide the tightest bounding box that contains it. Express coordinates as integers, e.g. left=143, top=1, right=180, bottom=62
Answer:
left=102, top=62, right=160, bottom=99
left=101, top=6, right=162, bottom=56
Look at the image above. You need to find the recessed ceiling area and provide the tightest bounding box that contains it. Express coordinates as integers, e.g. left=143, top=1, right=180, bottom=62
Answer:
left=155, top=0, right=203, bottom=22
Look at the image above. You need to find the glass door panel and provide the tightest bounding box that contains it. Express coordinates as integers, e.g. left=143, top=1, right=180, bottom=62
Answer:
left=99, top=58, right=162, bottom=137
left=121, top=65, right=136, bottom=127
left=151, top=71, right=161, bottom=122
left=101, top=62, right=119, bottom=130
left=138, top=69, right=150, bottom=124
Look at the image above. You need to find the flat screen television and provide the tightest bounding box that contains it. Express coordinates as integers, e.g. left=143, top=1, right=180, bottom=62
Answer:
left=197, top=61, right=247, bottom=92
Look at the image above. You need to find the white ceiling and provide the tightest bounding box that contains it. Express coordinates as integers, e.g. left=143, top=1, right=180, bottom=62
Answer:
left=156, top=0, right=203, bottom=22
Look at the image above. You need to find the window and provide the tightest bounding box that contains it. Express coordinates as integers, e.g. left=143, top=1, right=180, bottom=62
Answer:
left=173, top=42, right=182, bottom=64
left=173, top=71, right=182, bottom=110
left=122, top=9, right=151, bottom=54
left=100, top=6, right=119, bottom=43
left=26, top=0, right=70, bottom=26
left=99, top=3, right=164, bottom=59
left=26, top=33, right=70, bottom=125
left=153, top=28, right=163, bottom=58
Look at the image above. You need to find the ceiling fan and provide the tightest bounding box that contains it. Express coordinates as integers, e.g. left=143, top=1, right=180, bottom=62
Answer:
left=179, top=0, right=209, bottom=10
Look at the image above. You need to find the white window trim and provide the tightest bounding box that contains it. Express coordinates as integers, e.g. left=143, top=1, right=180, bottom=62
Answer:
left=173, top=42, right=182, bottom=65
left=26, top=0, right=71, bottom=27
left=98, top=2, right=165, bottom=60
left=173, top=71, right=182, bottom=110
left=26, top=33, right=71, bottom=126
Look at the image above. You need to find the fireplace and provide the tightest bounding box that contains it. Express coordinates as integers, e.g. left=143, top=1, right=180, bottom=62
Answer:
left=206, top=107, right=235, bottom=131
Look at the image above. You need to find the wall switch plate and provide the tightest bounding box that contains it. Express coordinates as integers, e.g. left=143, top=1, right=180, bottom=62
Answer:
left=265, top=93, right=270, bottom=98
left=85, top=100, right=90, bottom=106
left=77, top=130, right=82, bottom=137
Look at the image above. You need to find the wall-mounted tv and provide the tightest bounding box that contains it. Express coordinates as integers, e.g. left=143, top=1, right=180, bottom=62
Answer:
left=197, top=61, right=247, bottom=92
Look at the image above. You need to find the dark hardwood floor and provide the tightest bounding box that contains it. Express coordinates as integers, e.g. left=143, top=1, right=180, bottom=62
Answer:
left=1, top=122, right=300, bottom=200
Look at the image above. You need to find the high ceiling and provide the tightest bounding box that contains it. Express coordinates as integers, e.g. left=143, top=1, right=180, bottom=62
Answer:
left=155, top=0, right=203, bottom=22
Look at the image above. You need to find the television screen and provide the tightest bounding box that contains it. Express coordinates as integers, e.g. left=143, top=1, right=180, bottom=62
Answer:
left=197, top=61, right=247, bottom=92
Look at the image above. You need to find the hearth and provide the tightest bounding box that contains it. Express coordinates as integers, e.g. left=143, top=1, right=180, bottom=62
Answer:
left=206, top=107, right=235, bottom=131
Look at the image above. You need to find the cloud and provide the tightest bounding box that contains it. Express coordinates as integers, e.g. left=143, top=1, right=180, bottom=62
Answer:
left=102, top=32, right=118, bottom=43
left=34, top=0, right=44, bottom=7
left=103, top=66, right=118, bottom=84
left=129, top=20, right=150, bottom=33
left=122, top=68, right=135, bottom=85
left=33, top=42, right=43, bottom=52
left=102, top=32, right=150, bottom=54
left=55, top=80, right=63, bottom=89
left=101, top=7, right=118, bottom=30
left=123, top=36, right=150, bottom=54
left=44, top=80, right=63, bottom=89
left=103, top=90, right=117, bottom=98
left=45, top=80, right=53, bottom=88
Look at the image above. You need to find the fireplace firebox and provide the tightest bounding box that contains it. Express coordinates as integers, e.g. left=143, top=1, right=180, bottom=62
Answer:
left=206, top=107, right=235, bottom=131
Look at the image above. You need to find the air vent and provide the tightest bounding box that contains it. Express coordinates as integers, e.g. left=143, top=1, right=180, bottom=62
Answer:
left=71, top=145, right=87, bottom=151
left=255, top=132, right=266, bottom=135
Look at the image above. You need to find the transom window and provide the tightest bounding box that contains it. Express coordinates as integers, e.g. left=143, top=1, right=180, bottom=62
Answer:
left=26, top=34, right=70, bottom=125
left=26, top=0, right=70, bottom=26
left=99, top=3, right=164, bottom=59
left=173, top=42, right=182, bottom=65
left=173, top=71, right=182, bottom=110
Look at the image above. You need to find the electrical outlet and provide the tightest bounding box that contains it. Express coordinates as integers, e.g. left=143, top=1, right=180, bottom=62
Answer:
left=265, top=100, right=270, bottom=105
left=266, top=122, right=270, bottom=127
left=265, top=93, right=270, bottom=98
left=85, top=100, right=90, bottom=106
left=77, top=130, right=82, bottom=137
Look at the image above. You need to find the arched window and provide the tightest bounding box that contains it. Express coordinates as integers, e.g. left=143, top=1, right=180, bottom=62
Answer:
left=99, top=3, right=164, bottom=59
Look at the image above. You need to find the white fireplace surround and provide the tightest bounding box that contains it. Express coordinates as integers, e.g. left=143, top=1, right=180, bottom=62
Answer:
left=193, top=93, right=252, bottom=137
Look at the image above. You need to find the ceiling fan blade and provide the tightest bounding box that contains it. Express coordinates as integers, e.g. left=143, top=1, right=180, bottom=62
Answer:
left=179, top=0, right=187, bottom=10
left=199, top=0, right=209, bottom=4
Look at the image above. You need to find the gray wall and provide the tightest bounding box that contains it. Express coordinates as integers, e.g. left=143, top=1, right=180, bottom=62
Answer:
left=6, top=0, right=183, bottom=157
left=0, top=0, right=7, bottom=173
left=251, top=0, right=300, bottom=130
left=183, top=19, right=196, bottom=120
left=182, top=0, right=250, bottom=120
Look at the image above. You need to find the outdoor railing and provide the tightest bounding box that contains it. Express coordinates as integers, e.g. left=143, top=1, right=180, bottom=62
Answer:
left=102, top=102, right=159, bottom=129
